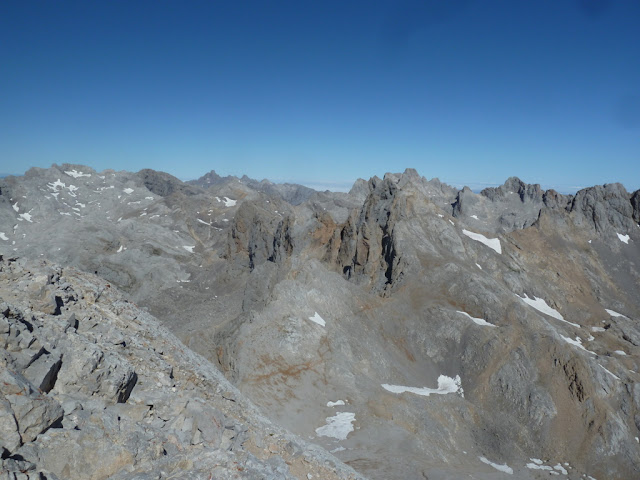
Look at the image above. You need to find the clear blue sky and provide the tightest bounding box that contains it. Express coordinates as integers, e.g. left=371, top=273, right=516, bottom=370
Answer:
left=1, top=1, right=639, bottom=192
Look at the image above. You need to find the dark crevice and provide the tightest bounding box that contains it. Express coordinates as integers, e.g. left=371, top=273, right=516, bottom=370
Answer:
left=53, top=296, right=64, bottom=316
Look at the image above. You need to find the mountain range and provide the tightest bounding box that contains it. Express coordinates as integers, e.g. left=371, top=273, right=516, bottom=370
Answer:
left=1, top=163, right=639, bottom=479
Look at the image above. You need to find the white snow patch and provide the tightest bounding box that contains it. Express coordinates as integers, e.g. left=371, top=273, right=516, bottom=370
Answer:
left=123, top=188, right=134, bottom=194
left=18, top=212, right=33, bottom=223
left=60, top=212, right=71, bottom=216
left=330, top=446, right=346, bottom=453
left=65, top=169, right=91, bottom=178
left=616, top=233, right=630, bottom=244
left=437, top=214, right=444, bottom=218
left=47, top=179, right=66, bottom=191
left=604, top=309, right=626, bottom=318
left=197, top=218, right=210, bottom=225
left=183, top=245, right=195, bottom=253
left=599, top=364, right=620, bottom=380
left=117, top=245, right=124, bottom=253
left=12, top=202, right=19, bottom=212
left=382, top=375, right=463, bottom=397
left=327, top=400, right=345, bottom=407
left=470, top=214, right=478, bottom=219
left=315, top=412, right=355, bottom=440
left=140, top=212, right=147, bottom=217
left=75, top=202, right=85, bottom=208
left=553, top=464, right=568, bottom=475
left=560, top=335, right=595, bottom=355
left=516, top=294, right=579, bottom=326
left=478, top=456, right=513, bottom=475
left=145, top=196, right=153, bottom=200
left=476, top=263, right=482, bottom=270
left=462, top=229, right=502, bottom=254
left=529, top=458, right=543, bottom=465
left=0, top=233, right=8, bottom=241
left=308, top=312, right=326, bottom=327
left=614, top=350, right=626, bottom=356
left=526, top=463, right=553, bottom=471
left=457, top=311, right=496, bottom=327
left=449, top=219, right=455, bottom=226
left=591, top=326, right=606, bottom=332
left=222, top=197, right=237, bottom=207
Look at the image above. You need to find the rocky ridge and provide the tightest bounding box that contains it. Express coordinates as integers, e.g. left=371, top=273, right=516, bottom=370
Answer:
left=0, top=255, right=363, bottom=480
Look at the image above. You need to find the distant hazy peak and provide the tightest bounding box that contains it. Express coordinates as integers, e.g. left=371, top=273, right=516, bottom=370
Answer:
left=136, top=168, right=201, bottom=197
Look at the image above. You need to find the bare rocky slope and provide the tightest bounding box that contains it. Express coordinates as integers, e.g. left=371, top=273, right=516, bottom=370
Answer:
left=1, top=164, right=640, bottom=479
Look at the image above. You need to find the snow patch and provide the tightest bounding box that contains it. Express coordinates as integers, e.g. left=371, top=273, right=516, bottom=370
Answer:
left=516, top=294, right=579, bottom=326
left=560, top=335, right=595, bottom=355
left=476, top=263, right=482, bottom=270
left=47, top=179, right=66, bottom=192
left=64, top=169, right=91, bottom=178
left=613, top=350, right=626, bottom=356
left=315, top=412, right=355, bottom=440
left=604, top=309, right=625, bottom=318
left=591, top=326, right=606, bottom=333
left=117, top=245, right=124, bottom=253
left=123, top=188, right=134, bottom=194
left=478, top=456, right=513, bottom=475
left=462, top=229, right=502, bottom=254
left=553, top=464, right=568, bottom=475
left=327, top=400, right=345, bottom=407
left=308, top=312, right=326, bottom=327
left=197, top=218, right=210, bottom=225
left=0, top=233, right=8, bottom=241
left=599, top=364, right=620, bottom=380
left=457, top=311, right=496, bottom=327
left=616, top=233, right=630, bottom=244
left=470, top=214, right=478, bottom=219
left=382, top=375, right=463, bottom=397
left=183, top=245, right=195, bottom=253
left=18, top=212, right=33, bottom=223
left=222, top=197, right=237, bottom=207
left=12, top=202, right=19, bottom=212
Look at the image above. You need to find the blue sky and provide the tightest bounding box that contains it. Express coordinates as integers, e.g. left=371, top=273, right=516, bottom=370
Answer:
left=1, top=1, right=639, bottom=192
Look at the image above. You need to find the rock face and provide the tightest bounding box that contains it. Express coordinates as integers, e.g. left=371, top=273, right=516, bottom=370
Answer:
left=1, top=164, right=640, bottom=479
left=0, top=256, right=363, bottom=480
